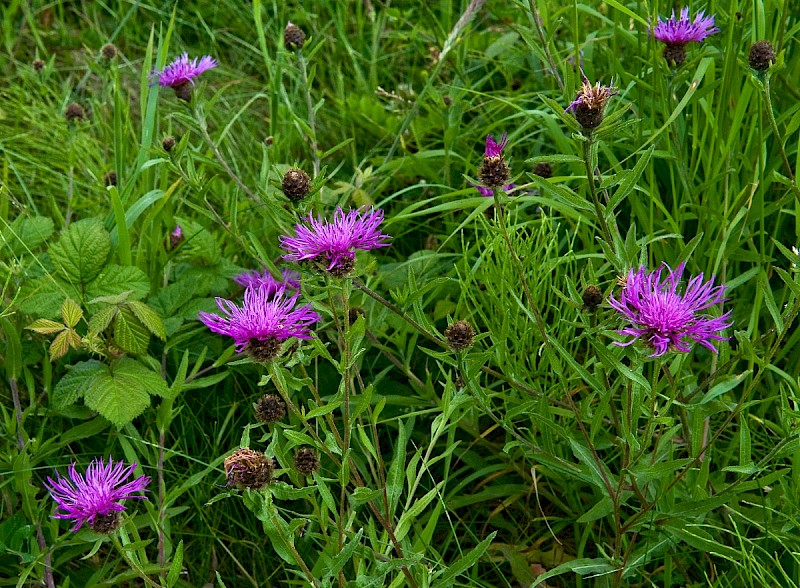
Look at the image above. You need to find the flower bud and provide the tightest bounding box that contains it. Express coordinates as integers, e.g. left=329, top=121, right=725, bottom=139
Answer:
left=282, top=168, right=311, bottom=202
left=224, top=448, right=273, bottom=490
left=444, top=320, right=476, bottom=351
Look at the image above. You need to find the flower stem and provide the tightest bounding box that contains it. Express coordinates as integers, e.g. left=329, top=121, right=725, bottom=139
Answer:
left=582, top=138, right=615, bottom=250
left=763, top=77, right=800, bottom=203
left=111, top=534, right=163, bottom=588
left=298, top=52, right=320, bottom=176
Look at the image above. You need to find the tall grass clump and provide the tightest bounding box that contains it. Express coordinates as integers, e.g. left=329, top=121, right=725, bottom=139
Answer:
left=1, top=1, right=799, bottom=586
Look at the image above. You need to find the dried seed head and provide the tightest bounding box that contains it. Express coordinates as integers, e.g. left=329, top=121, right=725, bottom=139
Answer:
left=282, top=168, right=311, bottom=202
left=264, top=135, right=274, bottom=146
left=104, top=171, right=117, bottom=187
left=173, top=81, right=192, bottom=102
left=663, top=44, right=686, bottom=66
left=224, top=448, right=273, bottom=490
left=101, top=43, right=117, bottom=60
left=749, top=40, right=775, bottom=72
left=90, top=512, right=121, bottom=534
left=284, top=22, right=306, bottom=51
left=444, top=320, right=476, bottom=351
left=246, top=336, right=282, bottom=363
left=162, top=136, right=176, bottom=152
left=254, top=394, right=286, bottom=424
left=478, top=156, right=510, bottom=189
left=582, top=285, right=603, bottom=309
left=32, top=58, right=45, bottom=72
left=567, top=78, right=616, bottom=131
left=533, top=162, right=553, bottom=179
left=65, top=102, right=86, bottom=123
left=294, top=448, right=320, bottom=475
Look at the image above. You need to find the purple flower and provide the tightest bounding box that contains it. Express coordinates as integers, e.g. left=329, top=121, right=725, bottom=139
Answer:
left=233, top=268, right=301, bottom=297
left=279, top=207, right=391, bottom=276
left=151, top=53, right=217, bottom=88
left=653, top=8, right=719, bottom=46
left=470, top=182, right=515, bottom=197
left=45, top=457, right=150, bottom=533
left=198, top=286, right=318, bottom=360
left=608, top=262, right=732, bottom=357
left=484, top=134, right=508, bottom=158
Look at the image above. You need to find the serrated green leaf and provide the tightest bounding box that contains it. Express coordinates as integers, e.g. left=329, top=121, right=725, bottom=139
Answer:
left=114, top=308, right=150, bottom=355
left=26, top=318, right=65, bottom=335
left=86, top=265, right=150, bottom=301
left=17, top=277, right=82, bottom=319
left=82, top=358, right=167, bottom=427
left=127, top=301, right=166, bottom=340
left=4, top=215, right=54, bottom=257
left=49, top=218, right=110, bottom=283
left=51, top=360, right=107, bottom=408
left=49, top=330, right=72, bottom=361
left=61, top=298, right=83, bottom=328
left=89, top=305, right=118, bottom=334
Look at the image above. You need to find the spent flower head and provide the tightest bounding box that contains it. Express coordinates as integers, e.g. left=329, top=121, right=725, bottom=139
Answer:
left=198, top=286, right=318, bottom=361
left=653, top=8, right=719, bottom=65
left=567, top=77, right=617, bottom=131
left=45, top=457, right=150, bottom=533
left=280, top=207, right=391, bottom=277
left=608, top=262, right=732, bottom=357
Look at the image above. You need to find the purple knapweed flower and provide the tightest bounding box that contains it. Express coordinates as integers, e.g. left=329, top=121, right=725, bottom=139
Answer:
left=567, top=77, right=617, bottom=131
left=484, top=133, right=508, bottom=158
left=279, top=207, right=391, bottom=277
left=478, top=134, right=512, bottom=189
left=151, top=53, right=217, bottom=100
left=233, top=268, right=301, bottom=297
left=169, top=225, right=184, bottom=249
left=152, top=53, right=217, bottom=87
left=653, top=8, right=719, bottom=65
left=198, top=286, right=319, bottom=361
left=608, top=262, right=732, bottom=357
left=45, top=457, right=150, bottom=533
left=471, top=182, right=516, bottom=197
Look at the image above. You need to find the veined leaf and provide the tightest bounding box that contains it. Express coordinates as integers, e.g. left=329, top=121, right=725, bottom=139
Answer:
left=49, top=218, right=110, bottom=283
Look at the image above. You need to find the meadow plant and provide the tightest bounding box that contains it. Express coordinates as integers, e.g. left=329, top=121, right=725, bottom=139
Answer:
left=3, top=2, right=800, bottom=587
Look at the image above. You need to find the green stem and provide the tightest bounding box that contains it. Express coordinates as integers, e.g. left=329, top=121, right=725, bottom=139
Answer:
left=763, top=77, right=800, bottom=203
left=582, top=139, right=615, bottom=250
left=298, top=51, right=320, bottom=176
left=111, top=534, right=163, bottom=588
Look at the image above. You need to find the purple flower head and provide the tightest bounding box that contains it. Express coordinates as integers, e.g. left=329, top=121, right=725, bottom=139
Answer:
left=151, top=53, right=217, bottom=88
left=279, top=207, right=391, bottom=276
left=484, top=134, right=508, bottom=158
left=45, top=457, right=150, bottom=533
left=653, top=8, right=719, bottom=46
left=608, top=262, right=732, bottom=357
left=470, top=182, right=516, bottom=197
left=199, top=286, right=319, bottom=360
left=171, top=225, right=183, bottom=240
left=233, top=268, right=301, bottom=298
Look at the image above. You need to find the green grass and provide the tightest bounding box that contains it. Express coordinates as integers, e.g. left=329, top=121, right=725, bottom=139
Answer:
left=2, top=0, right=800, bottom=586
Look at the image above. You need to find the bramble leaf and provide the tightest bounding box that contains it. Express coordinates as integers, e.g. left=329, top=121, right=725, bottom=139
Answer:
left=49, top=218, right=110, bottom=283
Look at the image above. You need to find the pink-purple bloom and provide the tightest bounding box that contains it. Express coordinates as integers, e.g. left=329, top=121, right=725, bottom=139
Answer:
left=198, top=286, right=319, bottom=355
left=279, top=207, right=391, bottom=275
left=151, top=53, right=217, bottom=88
left=608, top=262, right=732, bottom=357
left=484, top=134, right=508, bottom=158
left=471, top=182, right=515, bottom=197
left=45, top=457, right=150, bottom=533
left=233, top=268, right=301, bottom=297
left=653, top=8, right=719, bottom=46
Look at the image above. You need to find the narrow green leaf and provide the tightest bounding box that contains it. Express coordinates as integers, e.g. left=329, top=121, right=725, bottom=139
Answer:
left=166, top=540, right=184, bottom=587
left=432, top=531, right=496, bottom=587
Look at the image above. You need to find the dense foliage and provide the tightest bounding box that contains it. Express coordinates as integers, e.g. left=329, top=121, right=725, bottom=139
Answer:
left=2, top=1, right=800, bottom=586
